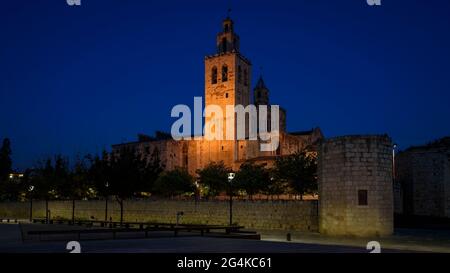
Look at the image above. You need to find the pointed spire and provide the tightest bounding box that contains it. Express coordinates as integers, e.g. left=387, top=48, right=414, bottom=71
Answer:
left=227, top=8, right=232, bottom=19
left=255, top=75, right=267, bottom=89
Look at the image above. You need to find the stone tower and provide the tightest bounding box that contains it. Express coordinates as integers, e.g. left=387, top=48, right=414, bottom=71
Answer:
left=254, top=76, right=270, bottom=132
left=254, top=76, right=269, bottom=106
left=318, top=135, right=394, bottom=237
left=204, top=17, right=252, bottom=162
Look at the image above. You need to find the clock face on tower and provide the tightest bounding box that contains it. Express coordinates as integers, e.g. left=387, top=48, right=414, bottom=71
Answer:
left=211, top=84, right=226, bottom=97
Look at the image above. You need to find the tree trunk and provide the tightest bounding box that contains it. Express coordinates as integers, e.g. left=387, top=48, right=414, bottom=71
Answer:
left=115, top=196, right=124, bottom=225
left=45, top=199, right=49, bottom=223
left=120, top=201, right=123, bottom=224
left=72, top=199, right=75, bottom=224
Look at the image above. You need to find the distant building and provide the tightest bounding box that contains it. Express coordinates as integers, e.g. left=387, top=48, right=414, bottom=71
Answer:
left=112, top=17, right=323, bottom=174
left=396, top=137, right=450, bottom=218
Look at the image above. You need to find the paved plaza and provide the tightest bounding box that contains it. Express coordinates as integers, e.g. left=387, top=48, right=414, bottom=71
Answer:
left=0, top=223, right=448, bottom=253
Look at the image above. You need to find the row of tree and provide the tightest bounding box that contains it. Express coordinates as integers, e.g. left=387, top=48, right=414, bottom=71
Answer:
left=0, top=137, right=317, bottom=223
left=0, top=138, right=318, bottom=203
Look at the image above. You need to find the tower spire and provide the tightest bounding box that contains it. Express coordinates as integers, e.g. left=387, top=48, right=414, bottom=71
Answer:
left=216, top=14, right=240, bottom=54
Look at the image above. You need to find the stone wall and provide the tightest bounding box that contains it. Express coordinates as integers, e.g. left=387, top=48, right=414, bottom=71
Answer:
left=318, top=135, right=394, bottom=237
left=396, top=144, right=450, bottom=218
left=0, top=199, right=318, bottom=231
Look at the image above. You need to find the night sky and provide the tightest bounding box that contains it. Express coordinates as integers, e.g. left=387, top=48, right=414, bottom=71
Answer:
left=1, top=0, right=450, bottom=170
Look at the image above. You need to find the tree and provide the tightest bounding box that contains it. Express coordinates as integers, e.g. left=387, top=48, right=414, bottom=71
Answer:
left=262, top=169, right=288, bottom=200
left=196, top=161, right=231, bottom=197
left=0, top=138, right=12, bottom=182
left=234, top=162, right=270, bottom=199
left=274, top=152, right=317, bottom=200
left=107, top=147, right=149, bottom=224
left=89, top=151, right=110, bottom=198
left=153, top=168, right=195, bottom=197
left=62, top=155, right=92, bottom=223
left=138, top=148, right=164, bottom=195
left=27, top=158, right=58, bottom=221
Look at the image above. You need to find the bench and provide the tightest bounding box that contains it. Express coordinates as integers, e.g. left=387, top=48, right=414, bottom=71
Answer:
left=27, top=224, right=251, bottom=241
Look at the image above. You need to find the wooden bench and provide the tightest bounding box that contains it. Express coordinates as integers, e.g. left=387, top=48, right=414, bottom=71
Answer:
left=27, top=224, right=252, bottom=241
left=0, top=218, right=18, bottom=223
left=27, top=228, right=143, bottom=241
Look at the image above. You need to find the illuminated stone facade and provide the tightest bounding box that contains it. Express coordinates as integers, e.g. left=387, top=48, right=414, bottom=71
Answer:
left=112, top=17, right=323, bottom=175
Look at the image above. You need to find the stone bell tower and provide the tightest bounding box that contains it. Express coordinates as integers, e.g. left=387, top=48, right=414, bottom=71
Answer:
left=203, top=17, right=252, bottom=163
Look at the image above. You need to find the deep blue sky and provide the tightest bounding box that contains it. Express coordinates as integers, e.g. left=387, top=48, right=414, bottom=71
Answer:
left=1, top=0, right=450, bottom=170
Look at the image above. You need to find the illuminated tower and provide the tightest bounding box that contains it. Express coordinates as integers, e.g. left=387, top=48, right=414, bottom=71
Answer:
left=204, top=17, right=252, bottom=162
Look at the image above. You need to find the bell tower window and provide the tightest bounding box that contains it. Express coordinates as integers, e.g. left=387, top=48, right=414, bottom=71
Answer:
left=222, top=65, right=228, bottom=82
left=222, top=37, right=227, bottom=53
left=211, top=67, right=218, bottom=84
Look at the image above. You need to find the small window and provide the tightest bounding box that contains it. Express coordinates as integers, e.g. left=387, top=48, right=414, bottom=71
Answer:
left=222, top=65, right=228, bottom=82
left=222, top=38, right=227, bottom=52
left=225, top=93, right=228, bottom=98
left=358, top=190, right=368, bottom=206
left=221, top=146, right=224, bottom=151
left=211, top=67, right=217, bottom=84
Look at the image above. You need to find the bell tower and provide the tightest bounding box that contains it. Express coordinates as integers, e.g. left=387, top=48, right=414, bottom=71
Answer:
left=216, top=18, right=240, bottom=54
left=204, top=16, right=252, bottom=163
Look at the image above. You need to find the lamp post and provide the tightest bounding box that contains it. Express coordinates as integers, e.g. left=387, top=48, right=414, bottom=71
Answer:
left=392, top=143, right=397, bottom=183
left=28, top=185, right=34, bottom=222
left=227, top=172, right=235, bottom=226
left=104, top=182, right=109, bottom=223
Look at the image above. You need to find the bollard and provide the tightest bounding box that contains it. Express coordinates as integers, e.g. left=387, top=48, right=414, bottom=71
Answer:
left=176, top=211, right=184, bottom=226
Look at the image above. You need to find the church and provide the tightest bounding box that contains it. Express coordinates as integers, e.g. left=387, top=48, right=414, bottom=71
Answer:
left=112, top=17, right=324, bottom=175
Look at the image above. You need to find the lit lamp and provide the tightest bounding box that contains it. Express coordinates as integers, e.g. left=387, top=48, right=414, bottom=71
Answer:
left=227, top=172, right=235, bottom=226
left=194, top=180, right=200, bottom=202
left=28, top=185, right=34, bottom=222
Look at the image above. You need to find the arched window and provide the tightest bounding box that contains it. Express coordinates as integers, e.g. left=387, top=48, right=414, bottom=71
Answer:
left=211, top=67, right=217, bottom=84
left=238, top=65, right=242, bottom=83
left=243, top=69, right=248, bottom=86
left=222, top=65, right=228, bottom=82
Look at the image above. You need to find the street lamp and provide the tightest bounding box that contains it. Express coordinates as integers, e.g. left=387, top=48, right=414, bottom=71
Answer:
left=392, top=143, right=398, bottom=183
left=105, top=182, right=109, bottom=223
left=227, top=172, right=235, bottom=226
left=28, top=185, right=34, bottom=222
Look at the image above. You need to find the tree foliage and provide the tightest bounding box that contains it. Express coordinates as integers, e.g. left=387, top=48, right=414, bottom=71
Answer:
left=234, top=162, right=270, bottom=198
left=273, top=152, right=317, bottom=199
left=153, top=168, right=195, bottom=197
left=196, top=161, right=231, bottom=197
left=0, top=138, right=12, bottom=182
